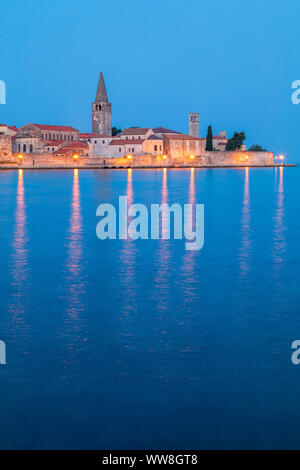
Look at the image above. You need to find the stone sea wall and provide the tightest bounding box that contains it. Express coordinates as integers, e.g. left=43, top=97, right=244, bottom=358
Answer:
left=0, top=150, right=274, bottom=168
left=0, top=135, right=12, bottom=162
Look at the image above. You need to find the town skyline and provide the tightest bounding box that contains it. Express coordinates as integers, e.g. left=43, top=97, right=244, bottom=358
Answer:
left=1, top=0, right=298, bottom=160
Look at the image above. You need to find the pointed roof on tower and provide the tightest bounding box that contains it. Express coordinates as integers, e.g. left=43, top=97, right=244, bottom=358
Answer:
left=95, top=72, right=109, bottom=102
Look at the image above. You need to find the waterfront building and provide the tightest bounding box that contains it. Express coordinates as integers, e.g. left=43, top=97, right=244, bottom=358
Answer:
left=12, top=123, right=79, bottom=154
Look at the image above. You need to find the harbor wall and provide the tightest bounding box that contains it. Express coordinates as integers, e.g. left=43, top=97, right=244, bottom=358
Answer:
left=0, top=150, right=274, bottom=168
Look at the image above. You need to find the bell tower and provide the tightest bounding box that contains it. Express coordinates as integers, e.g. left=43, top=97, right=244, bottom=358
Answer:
left=189, top=113, right=199, bottom=137
left=92, top=72, right=112, bottom=135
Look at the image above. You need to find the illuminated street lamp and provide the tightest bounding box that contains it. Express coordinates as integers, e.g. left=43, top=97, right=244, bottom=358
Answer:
left=73, top=154, right=79, bottom=166
left=127, top=155, right=132, bottom=159
left=190, top=155, right=195, bottom=159
left=17, top=154, right=23, bottom=166
left=162, top=155, right=167, bottom=159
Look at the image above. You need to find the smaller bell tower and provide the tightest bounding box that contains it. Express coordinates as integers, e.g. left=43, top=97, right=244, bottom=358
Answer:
left=189, top=113, right=199, bottom=137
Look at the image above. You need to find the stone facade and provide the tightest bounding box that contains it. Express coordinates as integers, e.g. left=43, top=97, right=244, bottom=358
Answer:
left=0, top=124, right=18, bottom=137
left=2, top=150, right=273, bottom=169
left=0, top=135, right=13, bottom=161
left=164, top=134, right=206, bottom=158
left=92, top=72, right=112, bottom=136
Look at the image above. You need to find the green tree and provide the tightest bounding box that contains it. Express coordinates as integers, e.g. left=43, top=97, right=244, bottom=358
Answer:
left=248, top=144, right=267, bottom=152
left=112, top=126, right=122, bottom=136
left=205, top=125, right=213, bottom=151
left=225, top=132, right=246, bottom=151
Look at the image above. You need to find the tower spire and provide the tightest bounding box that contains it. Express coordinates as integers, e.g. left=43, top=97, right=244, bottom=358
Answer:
left=95, top=72, right=108, bottom=102
left=92, top=72, right=112, bottom=135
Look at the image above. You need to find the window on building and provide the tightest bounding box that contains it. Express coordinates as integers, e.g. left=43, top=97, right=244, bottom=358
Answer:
left=102, top=140, right=105, bottom=144
left=30, top=144, right=33, bottom=153
left=119, top=148, right=121, bottom=152
left=154, top=145, right=157, bottom=151
left=132, top=148, right=134, bottom=152
left=23, top=144, right=26, bottom=152
left=18, top=144, right=20, bottom=152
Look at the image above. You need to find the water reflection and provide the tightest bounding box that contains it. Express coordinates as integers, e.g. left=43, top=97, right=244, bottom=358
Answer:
left=181, top=168, right=197, bottom=302
left=57, top=170, right=88, bottom=373
left=153, top=168, right=171, bottom=313
left=119, top=169, right=138, bottom=316
left=8, top=169, right=30, bottom=322
left=272, top=166, right=286, bottom=270
left=239, top=167, right=251, bottom=277
left=65, top=169, right=86, bottom=316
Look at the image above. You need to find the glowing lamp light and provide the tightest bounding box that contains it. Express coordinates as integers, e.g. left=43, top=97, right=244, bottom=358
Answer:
left=17, top=154, right=23, bottom=160
left=162, top=155, right=167, bottom=159
left=190, top=155, right=195, bottom=159
left=279, top=155, right=284, bottom=161
left=127, top=155, right=132, bottom=159
left=73, top=154, right=79, bottom=160
left=245, top=155, right=249, bottom=159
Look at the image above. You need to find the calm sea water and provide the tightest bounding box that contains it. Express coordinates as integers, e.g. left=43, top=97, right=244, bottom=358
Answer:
left=0, top=167, right=299, bottom=450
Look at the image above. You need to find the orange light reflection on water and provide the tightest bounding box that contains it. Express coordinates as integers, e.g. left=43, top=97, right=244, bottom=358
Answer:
left=239, top=167, right=251, bottom=278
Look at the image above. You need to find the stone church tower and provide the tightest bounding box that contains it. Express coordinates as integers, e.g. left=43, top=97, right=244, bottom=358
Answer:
left=189, top=113, right=199, bottom=137
left=92, top=72, right=112, bottom=135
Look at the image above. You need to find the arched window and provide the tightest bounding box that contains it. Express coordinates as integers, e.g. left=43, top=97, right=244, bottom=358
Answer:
left=30, top=144, right=33, bottom=153
left=23, top=144, right=26, bottom=152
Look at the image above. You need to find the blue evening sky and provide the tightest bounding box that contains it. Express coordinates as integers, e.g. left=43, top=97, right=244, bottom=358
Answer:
left=0, top=0, right=299, bottom=160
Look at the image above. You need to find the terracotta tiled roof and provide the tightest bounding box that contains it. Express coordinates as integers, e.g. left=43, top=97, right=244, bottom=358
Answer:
left=43, top=140, right=65, bottom=146
left=32, top=124, right=79, bottom=132
left=213, top=135, right=227, bottom=140
left=147, top=134, right=163, bottom=140
left=12, top=134, right=40, bottom=140
left=164, top=134, right=205, bottom=141
left=80, top=133, right=111, bottom=139
left=109, top=139, right=145, bottom=146
left=55, top=142, right=89, bottom=154
left=152, top=127, right=181, bottom=134
left=59, top=142, right=88, bottom=149
left=121, top=128, right=151, bottom=136
left=0, top=124, right=18, bottom=132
